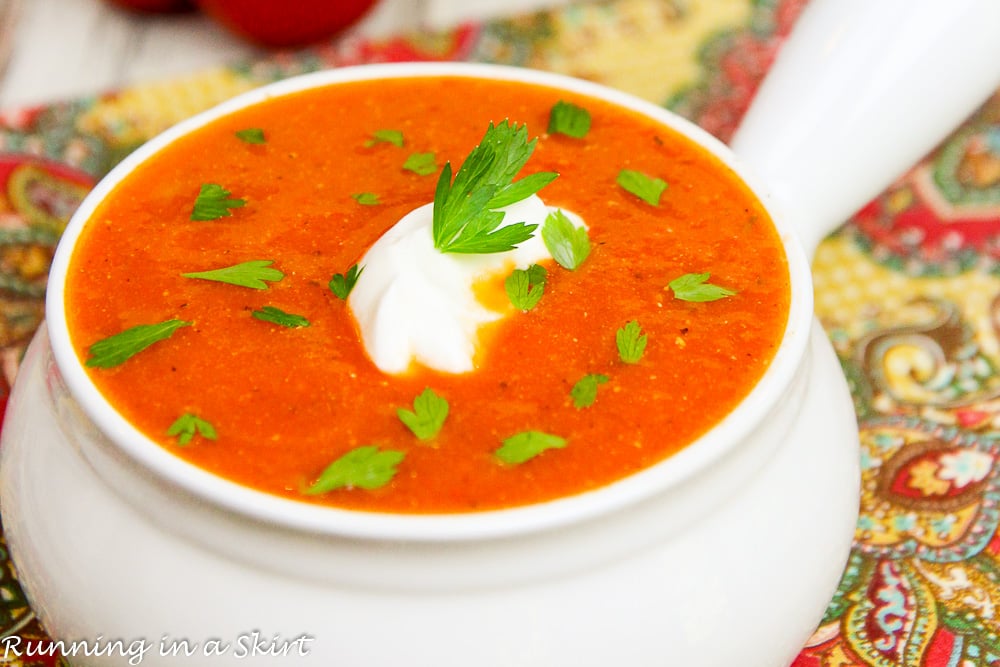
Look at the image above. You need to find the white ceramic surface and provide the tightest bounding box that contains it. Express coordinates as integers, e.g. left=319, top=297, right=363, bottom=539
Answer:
left=1, top=323, right=858, bottom=667
left=45, top=63, right=818, bottom=548
left=3, top=62, right=839, bottom=667
left=4, top=0, right=1000, bottom=663
left=731, top=0, right=1000, bottom=255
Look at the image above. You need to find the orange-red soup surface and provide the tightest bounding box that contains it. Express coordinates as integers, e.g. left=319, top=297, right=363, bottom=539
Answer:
left=65, top=76, right=790, bottom=513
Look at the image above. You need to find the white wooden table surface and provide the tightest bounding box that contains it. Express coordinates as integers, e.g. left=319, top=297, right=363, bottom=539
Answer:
left=0, top=0, right=568, bottom=110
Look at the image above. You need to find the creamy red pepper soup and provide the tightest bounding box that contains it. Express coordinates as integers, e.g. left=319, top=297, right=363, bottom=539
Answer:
left=65, top=75, right=789, bottom=513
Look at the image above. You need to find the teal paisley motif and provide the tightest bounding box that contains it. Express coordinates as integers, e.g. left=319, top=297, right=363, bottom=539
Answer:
left=855, top=417, right=1000, bottom=563
left=933, top=124, right=1000, bottom=208
left=844, top=560, right=936, bottom=666
left=854, top=298, right=1000, bottom=413
left=848, top=105, right=1000, bottom=276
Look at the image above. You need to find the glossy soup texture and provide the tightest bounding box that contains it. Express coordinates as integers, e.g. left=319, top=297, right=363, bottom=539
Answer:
left=65, top=76, right=789, bottom=513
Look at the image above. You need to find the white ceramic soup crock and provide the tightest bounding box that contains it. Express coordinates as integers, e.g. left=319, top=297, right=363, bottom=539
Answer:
left=2, top=1, right=1000, bottom=666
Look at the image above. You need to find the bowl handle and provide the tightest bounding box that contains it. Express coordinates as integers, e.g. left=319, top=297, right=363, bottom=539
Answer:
left=729, top=0, right=1000, bottom=256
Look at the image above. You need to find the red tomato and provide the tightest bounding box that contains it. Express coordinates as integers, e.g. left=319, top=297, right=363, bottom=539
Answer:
left=102, top=0, right=196, bottom=13
left=194, top=0, right=379, bottom=48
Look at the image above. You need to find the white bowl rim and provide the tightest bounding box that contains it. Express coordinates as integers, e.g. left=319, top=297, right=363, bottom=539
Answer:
left=45, top=61, right=815, bottom=542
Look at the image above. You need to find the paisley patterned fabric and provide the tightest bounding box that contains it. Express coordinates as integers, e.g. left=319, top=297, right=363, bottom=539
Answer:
left=1, top=0, right=999, bottom=664
left=799, top=104, right=1000, bottom=664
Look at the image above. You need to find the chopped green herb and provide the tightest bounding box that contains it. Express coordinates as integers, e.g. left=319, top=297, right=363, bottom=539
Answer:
left=541, top=209, right=590, bottom=270
left=616, top=320, right=647, bottom=364
left=252, top=306, right=310, bottom=328
left=365, top=129, right=405, bottom=148
left=352, top=192, right=380, bottom=206
left=570, top=373, right=609, bottom=409
left=668, top=272, right=737, bottom=302
left=432, top=121, right=558, bottom=254
left=182, top=259, right=284, bottom=290
left=329, top=264, right=364, bottom=300
left=167, top=412, right=217, bottom=446
left=403, top=151, right=438, bottom=176
left=617, top=169, right=667, bottom=206
left=397, top=387, right=449, bottom=441
left=505, top=263, right=547, bottom=311
left=235, top=128, right=266, bottom=144
left=86, top=319, right=191, bottom=368
left=548, top=100, right=591, bottom=138
left=305, top=445, right=405, bottom=494
left=191, top=183, right=246, bottom=221
left=496, top=430, right=567, bottom=465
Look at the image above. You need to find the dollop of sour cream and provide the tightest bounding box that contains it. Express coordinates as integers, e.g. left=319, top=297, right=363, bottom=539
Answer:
left=348, top=195, right=581, bottom=374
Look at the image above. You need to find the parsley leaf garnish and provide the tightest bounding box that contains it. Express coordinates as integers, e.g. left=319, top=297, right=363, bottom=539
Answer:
left=403, top=152, right=438, bottom=176
left=432, top=121, right=558, bottom=254
left=617, top=169, right=667, bottom=206
left=329, top=264, right=364, bottom=300
left=167, top=412, right=217, bottom=445
left=541, top=209, right=590, bottom=270
left=505, top=263, right=547, bottom=311
left=191, top=183, right=246, bottom=221
left=86, top=319, right=191, bottom=368
left=235, top=128, right=266, bottom=144
left=252, top=306, right=310, bottom=328
left=397, top=387, right=449, bottom=441
left=365, top=129, right=404, bottom=148
left=496, top=430, right=567, bottom=465
left=182, top=259, right=284, bottom=290
left=616, top=320, right=647, bottom=364
left=352, top=192, right=379, bottom=206
left=668, top=272, right=737, bottom=302
left=570, top=373, right=609, bottom=408
left=305, top=445, right=405, bottom=494
left=548, top=100, right=591, bottom=138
